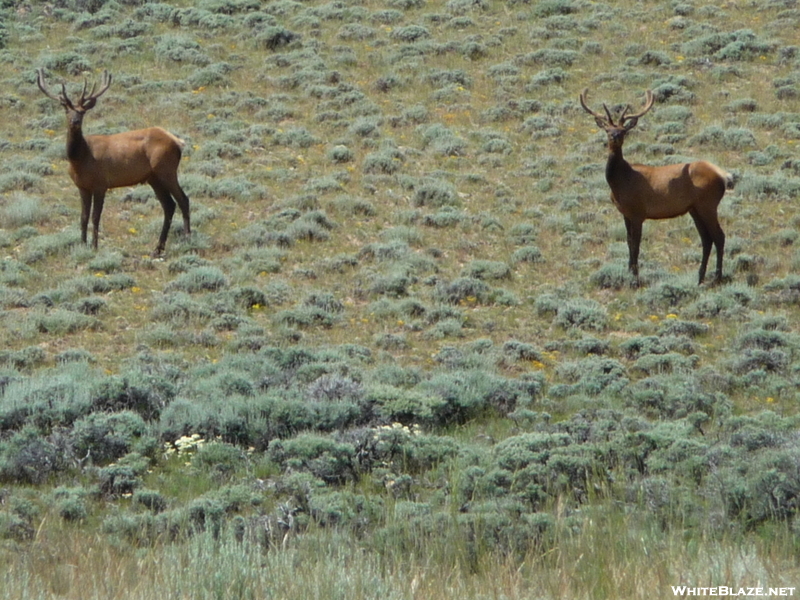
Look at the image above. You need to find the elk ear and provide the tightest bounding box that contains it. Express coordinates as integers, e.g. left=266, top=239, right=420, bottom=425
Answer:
left=594, top=116, right=607, bottom=129
left=623, top=117, right=639, bottom=131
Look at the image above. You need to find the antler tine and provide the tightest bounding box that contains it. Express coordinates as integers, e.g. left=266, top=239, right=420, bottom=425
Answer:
left=579, top=88, right=609, bottom=122
left=621, top=90, right=655, bottom=123
left=36, top=68, right=63, bottom=102
left=602, top=103, right=616, bottom=126
left=88, top=70, right=112, bottom=102
left=78, top=78, right=90, bottom=106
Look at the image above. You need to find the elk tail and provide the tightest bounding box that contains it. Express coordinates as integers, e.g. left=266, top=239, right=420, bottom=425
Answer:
left=709, top=163, right=735, bottom=190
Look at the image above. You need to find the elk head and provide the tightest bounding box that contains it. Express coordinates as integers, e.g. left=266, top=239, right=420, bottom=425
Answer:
left=36, top=69, right=112, bottom=128
left=579, top=88, right=655, bottom=148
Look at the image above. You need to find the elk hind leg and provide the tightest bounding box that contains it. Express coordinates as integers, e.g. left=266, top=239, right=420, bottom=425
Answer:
left=149, top=179, right=177, bottom=257
left=156, top=168, right=191, bottom=236
left=690, top=209, right=724, bottom=284
left=168, top=179, right=191, bottom=236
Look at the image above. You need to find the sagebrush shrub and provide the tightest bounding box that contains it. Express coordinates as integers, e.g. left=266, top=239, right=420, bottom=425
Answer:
left=461, top=260, right=511, bottom=281
left=268, top=434, right=356, bottom=484
left=554, top=357, right=628, bottom=396
left=167, top=266, right=229, bottom=293
left=434, top=277, right=490, bottom=305
left=554, top=298, right=608, bottom=331
left=71, top=410, right=152, bottom=465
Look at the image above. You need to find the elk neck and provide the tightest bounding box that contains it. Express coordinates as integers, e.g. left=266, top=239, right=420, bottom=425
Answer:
left=65, top=112, right=90, bottom=163
left=604, top=139, right=633, bottom=188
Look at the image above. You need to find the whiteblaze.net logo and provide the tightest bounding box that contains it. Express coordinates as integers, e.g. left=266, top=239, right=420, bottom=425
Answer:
left=671, top=587, right=796, bottom=597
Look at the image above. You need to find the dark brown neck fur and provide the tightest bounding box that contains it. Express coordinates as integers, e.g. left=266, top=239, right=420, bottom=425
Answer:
left=66, top=117, right=89, bottom=162
left=605, top=141, right=632, bottom=187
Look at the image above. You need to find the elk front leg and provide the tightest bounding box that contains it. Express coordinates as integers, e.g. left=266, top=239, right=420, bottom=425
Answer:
left=90, top=190, right=106, bottom=250
left=624, top=217, right=643, bottom=284
left=79, top=188, right=92, bottom=245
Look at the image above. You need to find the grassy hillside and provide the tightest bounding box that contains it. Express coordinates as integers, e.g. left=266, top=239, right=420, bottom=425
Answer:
left=2, top=0, right=800, bottom=597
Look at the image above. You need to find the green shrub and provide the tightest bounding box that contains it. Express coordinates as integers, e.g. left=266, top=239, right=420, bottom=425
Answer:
left=97, top=452, right=149, bottom=497
left=91, top=373, right=176, bottom=419
left=685, top=286, right=754, bottom=319
left=502, top=340, right=543, bottom=363
left=434, top=277, right=490, bottom=305
left=27, top=308, right=100, bottom=335
left=553, top=357, right=628, bottom=397
left=521, top=48, right=578, bottom=67
left=20, top=231, right=82, bottom=263
left=154, top=33, right=210, bottom=64
left=56, top=348, right=96, bottom=364
left=308, top=490, right=383, bottom=530
left=632, top=352, right=699, bottom=376
left=0, top=510, right=33, bottom=541
left=0, top=426, right=73, bottom=484
left=71, top=411, right=153, bottom=465
left=590, top=263, right=636, bottom=289
left=721, top=448, right=800, bottom=526
left=639, top=278, right=699, bottom=309
left=554, top=298, right=608, bottom=331
left=54, top=487, right=89, bottom=522
left=417, top=370, right=539, bottom=422
left=689, top=126, right=757, bottom=150
left=461, top=260, right=511, bottom=280
left=364, top=384, right=447, bottom=426
left=625, top=375, right=727, bottom=419
left=1, top=193, right=47, bottom=228
left=327, top=144, right=353, bottom=163
left=167, top=266, right=229, bottom=293
left=521, top=115, right=562, bottom=138
left=66, top=273, right=136, bottom=295
left=419, top=207, right=464, bottom=228
left=511, top=246, right=544, bottom=264
left=133, top=488, right=167, bottom=513
left=390, top=24, right=431, bottom=42
left=658, top=318, right=709, bottom=338
left=0, top=346, right=47, bottom=370
left=192, top=441, right=247, bottom=476
left=268, top=434, right=356, bottom=484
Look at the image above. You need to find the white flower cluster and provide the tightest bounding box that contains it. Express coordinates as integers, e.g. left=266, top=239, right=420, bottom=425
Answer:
left=163, top=433, right=205, bottom=457
left=372, top=422, right=422, bottom=441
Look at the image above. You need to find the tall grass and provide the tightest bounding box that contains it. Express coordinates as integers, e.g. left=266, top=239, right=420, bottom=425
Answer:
left=3, top=500, right=798, bottom=600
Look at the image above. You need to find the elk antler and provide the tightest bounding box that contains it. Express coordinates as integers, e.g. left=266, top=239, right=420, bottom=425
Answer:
left=581, top=89, right=655, bottom=130
left=36, top=68, right=70, bottom=106
left=79, top=70, right=112, bottom=108
left=579, top=89, right=606, bottom=121
left=579, top=88, right=620, bottom=127
left=619, top=90, right=655, bottom=130
left=36, top=68, right=111, bottom=110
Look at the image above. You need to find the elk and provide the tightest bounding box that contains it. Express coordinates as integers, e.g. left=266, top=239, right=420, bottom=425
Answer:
left=36, top=69, right=190, bottom=257
left=579, top=89, right=734, bottom=285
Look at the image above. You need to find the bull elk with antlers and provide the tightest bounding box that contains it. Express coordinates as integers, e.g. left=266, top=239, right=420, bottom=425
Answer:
left=580, top=89, right=734, bottom=285
left=37, top=69, right=191, bottom=256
